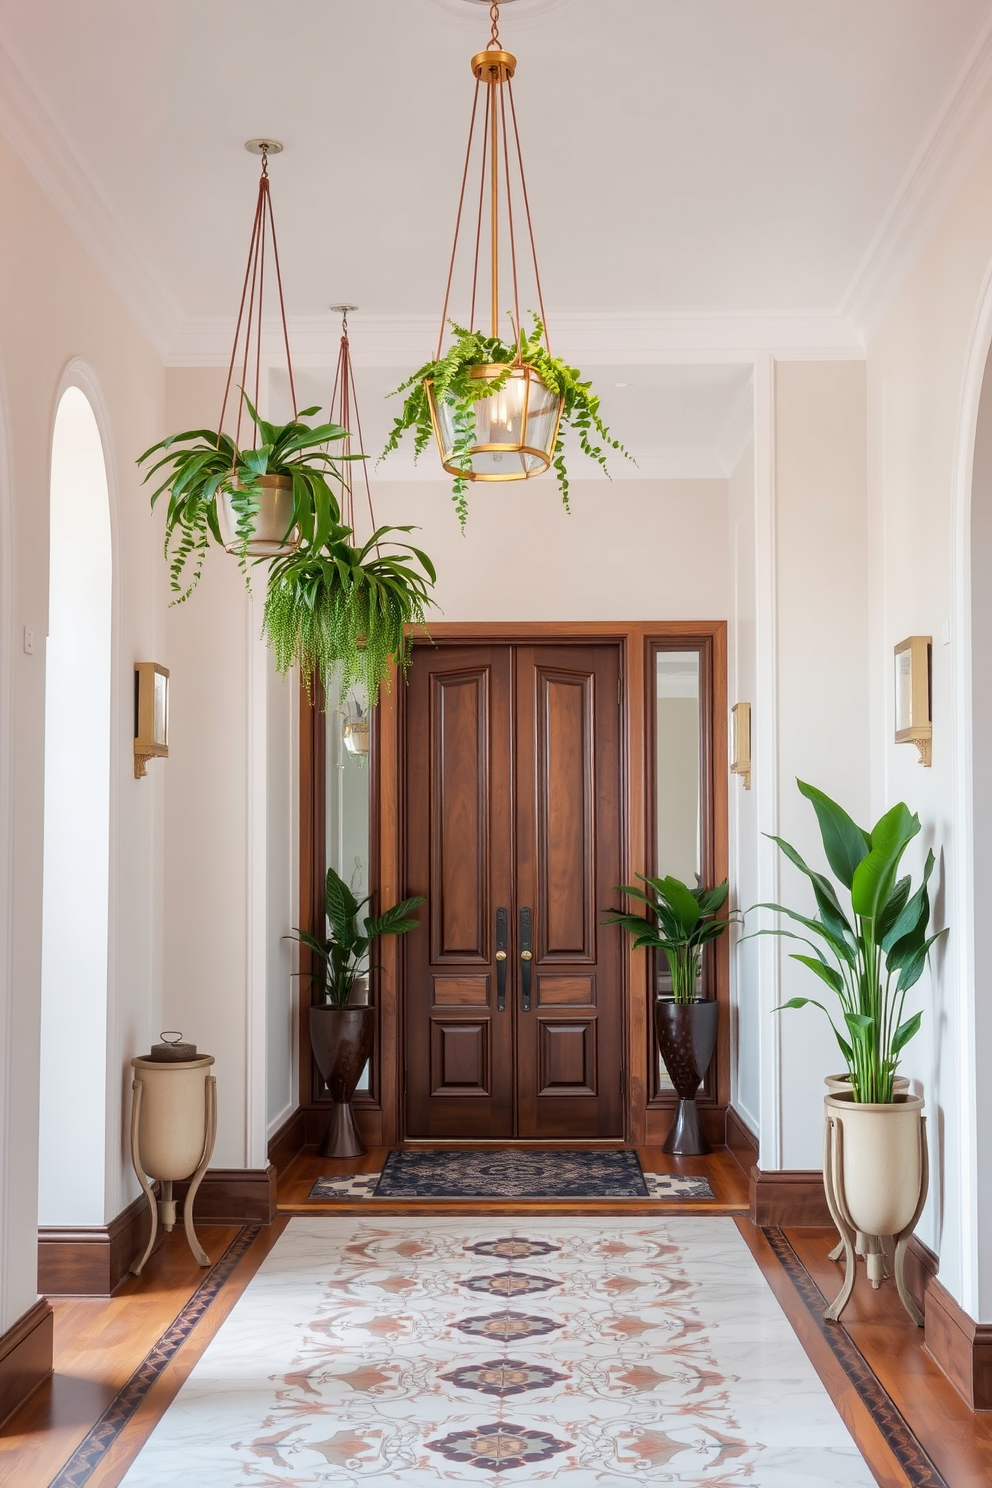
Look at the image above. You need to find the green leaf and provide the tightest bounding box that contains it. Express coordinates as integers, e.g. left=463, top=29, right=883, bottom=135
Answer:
left=851, top=802, right=920, bottom=921
left=790, top=954, right=844, bottom=994
left=891, top=1010, right=923, bottom=1055
left=796, top=779, right=870, bottom=888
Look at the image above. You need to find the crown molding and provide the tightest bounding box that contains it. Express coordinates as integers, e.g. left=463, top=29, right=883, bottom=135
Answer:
left=842, top=11, right=992, bottom=336
left=0, top=37, right=181, bottom=358
left=165, top=309, right=863, bottom=369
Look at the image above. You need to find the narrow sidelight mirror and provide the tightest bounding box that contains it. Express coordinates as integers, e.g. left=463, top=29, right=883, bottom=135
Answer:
left=325, top=684, right=373, bottom=1094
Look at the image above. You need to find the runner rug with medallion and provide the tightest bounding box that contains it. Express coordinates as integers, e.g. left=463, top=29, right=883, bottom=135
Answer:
left=117, top=1214, right=876, bottom=1486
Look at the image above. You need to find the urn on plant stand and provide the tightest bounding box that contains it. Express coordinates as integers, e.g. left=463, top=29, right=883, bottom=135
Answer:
left=751, top=779, right=946, bottom=1324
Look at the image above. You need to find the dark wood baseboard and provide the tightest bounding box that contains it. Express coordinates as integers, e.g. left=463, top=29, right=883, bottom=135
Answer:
left=0, top=1298, right=53, bottom=1427
left=173, top=1165, right=277, bottom=1225
left=924, top=1272, right=992, bottom=1410
left=268, top=1108, right=307, bottom=1175
left=725, top=1106, right=758, bottom=1177
left=38, top=1192, right=152, bottom=1297
left=750, top=1167, right=833, bottom=1226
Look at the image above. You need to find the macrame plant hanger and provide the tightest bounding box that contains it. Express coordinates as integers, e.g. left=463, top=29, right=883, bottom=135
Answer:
left=215, top=140, right=302, bottom=557
left=327, top=305, right=378, bottom=546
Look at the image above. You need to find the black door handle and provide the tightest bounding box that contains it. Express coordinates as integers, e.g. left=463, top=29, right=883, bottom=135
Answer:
left=519, top=906, right=532, bottom=1012
left=495, top=907, right=508, bottom=1012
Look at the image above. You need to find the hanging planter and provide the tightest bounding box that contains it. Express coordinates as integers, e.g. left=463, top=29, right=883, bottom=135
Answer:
left=381, top=6, right=630, bottom=527
left=136, top=160, right=437, bottom=706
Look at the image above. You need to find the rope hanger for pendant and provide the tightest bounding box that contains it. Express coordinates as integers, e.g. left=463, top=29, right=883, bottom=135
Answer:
left=435, top=2, right=551, bottom=363
left=328, top=305, right=377, bottom=548
left=218, top=140, right=297, bottom=456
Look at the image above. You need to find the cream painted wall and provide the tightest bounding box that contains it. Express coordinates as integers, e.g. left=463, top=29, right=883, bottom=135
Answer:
left=0, top=134, right=166, bottom=1335
left=160, top=367, right=297, bottom=1167
left=772, top=361, right=870, bottom=1169
left=728, top=439, right=760, bottom=1134
left=371, top=476, right=729, bottom=621
left=865, top=132, right=992, bottom=1317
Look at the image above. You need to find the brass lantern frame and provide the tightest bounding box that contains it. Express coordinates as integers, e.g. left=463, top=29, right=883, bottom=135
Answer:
left=426, top=363, right=564, bottom=482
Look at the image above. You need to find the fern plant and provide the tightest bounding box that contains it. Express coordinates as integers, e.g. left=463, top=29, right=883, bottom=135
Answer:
left=137, top=394, right=353, bottom=600
left=263, top=524, right=437, bottom=706
left=381, top=315, right=632, bottom=527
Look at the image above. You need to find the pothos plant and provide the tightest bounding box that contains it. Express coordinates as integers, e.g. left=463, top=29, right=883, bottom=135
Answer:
left=138, top=394, right=438, bottom=706
left=381, top=314, right=632, bottom=527
left=137, top=393, right=353, bottom=601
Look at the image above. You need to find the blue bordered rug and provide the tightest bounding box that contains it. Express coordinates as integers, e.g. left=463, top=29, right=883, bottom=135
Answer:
left=307, top=1150, right=715, bottom=1201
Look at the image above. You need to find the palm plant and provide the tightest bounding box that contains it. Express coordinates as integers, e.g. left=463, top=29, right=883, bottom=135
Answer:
left=290, top=866, right=425, bottom=1010
left=137, top=394, right=352, bottom=600
left=749, top=780, right=947, bottom=1104
left=262, top=524, right=436, bottom=705
left=603, top=874, right=736, bottom=1003
left=381, top=314, right=631, bottom=528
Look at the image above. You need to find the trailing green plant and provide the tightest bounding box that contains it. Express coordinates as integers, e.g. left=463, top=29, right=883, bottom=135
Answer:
left=289, top=865, right=425, bottom=1009
left=137, top=393, right=353, bottom=600
left=262, top=523, right=437, bottom=706
left=746, top=779, right=947, bottom=1104
left=603, top=874, right=737, bottom=1004
left=381, top=314, right=632, bottom=528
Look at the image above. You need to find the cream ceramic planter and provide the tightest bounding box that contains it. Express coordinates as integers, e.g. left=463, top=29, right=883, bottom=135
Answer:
left=822, top=1090, right=928, bottom=1326
left=129, top=1053, right=217, bottom=1275
left=823, top=1071, right=911, bottom=1270
left=217, top=473, right=300, bottom=557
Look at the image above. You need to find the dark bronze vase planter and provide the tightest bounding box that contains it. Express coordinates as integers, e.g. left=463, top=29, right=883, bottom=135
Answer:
left=655, top=997, right=719, bottom=1156
left=309, top=1004, right=375, bottom=1158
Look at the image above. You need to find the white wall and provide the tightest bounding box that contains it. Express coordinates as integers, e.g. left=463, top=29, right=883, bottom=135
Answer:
left=0, top=133, right=165, bottom=1335
left=728, top=439, right=760, bottom=1132
left=865, top=132, right=992, bottom=1317
left=38, top=387, right=112, bottom=1227
left=773, top=361, right=870, bottom=1168
left=372, top=476, right=729, bottom=621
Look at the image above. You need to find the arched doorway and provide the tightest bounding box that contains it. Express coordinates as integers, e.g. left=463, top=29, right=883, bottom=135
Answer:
left=38, top=385, right=113, bottom=1227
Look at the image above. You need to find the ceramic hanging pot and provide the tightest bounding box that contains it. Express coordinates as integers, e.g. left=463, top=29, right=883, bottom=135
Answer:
left=217, top=473, right=299, bottom=557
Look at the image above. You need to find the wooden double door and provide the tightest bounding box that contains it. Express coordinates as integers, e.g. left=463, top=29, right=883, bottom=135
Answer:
left=403, top=642, right=624, bottom=1139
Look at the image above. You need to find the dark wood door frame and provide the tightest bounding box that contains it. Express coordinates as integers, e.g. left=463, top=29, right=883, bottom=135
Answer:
left=299, top=620, right=728, bottom=1150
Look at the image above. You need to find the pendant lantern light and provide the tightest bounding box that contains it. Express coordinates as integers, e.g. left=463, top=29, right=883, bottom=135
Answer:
left=215, top=139, right=302, bottom=558
left=426, top=1, right=564, bottom=483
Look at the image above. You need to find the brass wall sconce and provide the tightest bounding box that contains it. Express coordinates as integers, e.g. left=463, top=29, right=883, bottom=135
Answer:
left=894, top=636, right=932, bottom=767
left=730, top=702, right=751, bottom=790
left=134, top=662, right=169, bottom=779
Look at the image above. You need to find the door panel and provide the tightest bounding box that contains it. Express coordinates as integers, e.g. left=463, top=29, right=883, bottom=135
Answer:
left=404, top=641, right=623, bottom=1139
left=515, top=646, right=623, bottom=1138
left=405, top=647, right=514, bottom=1137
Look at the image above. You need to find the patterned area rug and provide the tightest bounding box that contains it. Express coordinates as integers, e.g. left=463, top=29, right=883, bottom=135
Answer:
left=117, top=1215, right=877, bottom=1486
left=307, top=1170, right=716, bottom=1201
left=378, top=1148, right=651, bottom=1199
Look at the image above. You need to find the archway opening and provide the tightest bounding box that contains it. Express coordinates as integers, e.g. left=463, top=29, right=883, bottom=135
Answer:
left=38, top=386, right=112, bottom=1227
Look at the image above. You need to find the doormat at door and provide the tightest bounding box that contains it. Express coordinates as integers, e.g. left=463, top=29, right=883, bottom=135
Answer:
left=307, top=1150, right=714, bottom=1201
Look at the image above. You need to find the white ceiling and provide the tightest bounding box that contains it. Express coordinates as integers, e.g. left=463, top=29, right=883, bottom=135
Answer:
left=0, top=0, right=990, bottom=470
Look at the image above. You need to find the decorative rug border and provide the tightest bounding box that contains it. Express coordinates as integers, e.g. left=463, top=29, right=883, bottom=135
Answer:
left=762, top=1227, right=948, bottom=1488
left=47, top=1224, right=261, bottom=1488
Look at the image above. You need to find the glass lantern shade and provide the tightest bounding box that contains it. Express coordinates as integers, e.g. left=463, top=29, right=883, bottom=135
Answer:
left=426, top=364, right=564, bottom=482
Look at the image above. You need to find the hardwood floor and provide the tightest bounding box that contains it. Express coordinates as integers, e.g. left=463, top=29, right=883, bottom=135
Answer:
left=3, top=1152, right=991, bottom=1488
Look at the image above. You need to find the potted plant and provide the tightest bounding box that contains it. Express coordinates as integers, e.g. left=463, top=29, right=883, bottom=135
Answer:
left=138, top=394, right=355, bottom=600
left=263, top=523, right=436, bottom=706
left=751, top=779, right=946, bottom=1324
left=603, top=873, right=736, bottom=1156
left=291, top=866, right=425, bottom=1158
left=381, top=315, right=631, bottom=528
